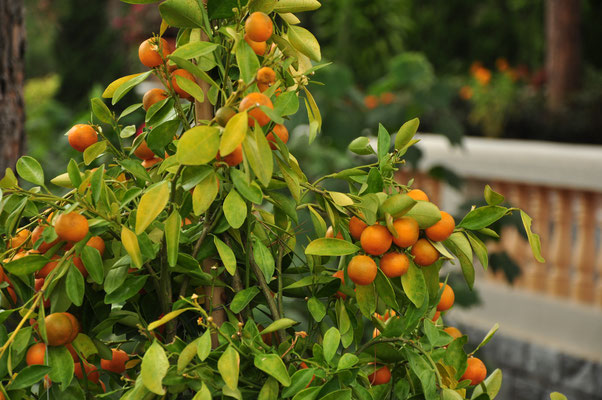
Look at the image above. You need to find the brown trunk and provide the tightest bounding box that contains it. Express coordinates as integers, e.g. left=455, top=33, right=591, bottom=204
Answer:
left=0, top=0, right=26, bottom=173
left=545, top=0, right=581, bottom=112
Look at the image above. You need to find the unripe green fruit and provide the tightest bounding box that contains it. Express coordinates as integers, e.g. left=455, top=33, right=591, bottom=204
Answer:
left=215, top=106, right=237, bottom=127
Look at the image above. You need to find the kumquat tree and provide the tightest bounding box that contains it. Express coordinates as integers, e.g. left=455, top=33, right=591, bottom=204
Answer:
left=0, top=0, right=544, bottom=399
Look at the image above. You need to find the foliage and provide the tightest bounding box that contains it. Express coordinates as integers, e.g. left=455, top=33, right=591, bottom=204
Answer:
left=1, top=1, right=545, bottom=399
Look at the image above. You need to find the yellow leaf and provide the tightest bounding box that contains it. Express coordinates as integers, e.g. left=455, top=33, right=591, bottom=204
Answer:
left=192, top=173, right=219, bottom=215
left=219, top=111, right=248, bottom=156
left=176, top=126, right=220, bottom=165
left=136, top=181, right=170, bottom=234
left=121, top=226, right=142, bottom=269
left=160, top=19, right=169, bottom=36
left=102, top=73, right=146, bottom=99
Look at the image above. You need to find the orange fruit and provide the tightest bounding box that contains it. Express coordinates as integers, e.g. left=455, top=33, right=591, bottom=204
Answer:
left=432, top=311, right=441, bottom=322
left=26, top=343, right=47, bottom=365
left=411, top=238, right=439, bottom=267
left=244, top=34, right=267, bottom=56
left=425, top=211, right=455, bottom=242
left=142, top=88, right=168, bottom=111
left=325, top=226, right=344, bottom=239
left=35, top=255, right=60, bottom=279
left=139, top=37, right=171, bottom=68
left=444, top=326, right=462, bottom=339
left=101, top=349, right=129, bottom=374
left=239, top=92, right=273, bottom=127
left=141, top=157, right=162, bottom=168
left=217, top=144, right=243, bottom=167
left=245, top=12, right=273, bottom=42
left=407, top=189, right=429, bottom=202
left=31, top=225, right=60, bottom=253
left=392, top=217, right=419, bottom=248
left=86, top=236, right=105, bottom=256
left=71, top=257, right=88, bottom=278
left=349, top=215, right=367, bottom=241
left=67, top=124, right=98, bottom=152
left=266, top=124, right=289, bottom=150
left=66, top=344, right=79, bottom=361
left=437, top=282, right=455, bottom=311
left=74, top=361, right=100, bottom=383
left=461, top=357, right=487, bottom=386
left=9, top=229, right=30, bottom=249
left=360, top=224, right=393, bottom=256
left=256, top=67, right=276, bottom=86
left=367, top=365, right=391, bottom=385
left=45, top=313, right=75, bottom=346
left=2, top=287, right=17, bottom=306
left=379, top=252, right=409, bottom=278
left=347, top=255, right=377, bottom=286
left=54, top=212, right=89, bottom=243
left=171, top=69, right=196, bottom=99
left=133, top=139, right=155, bottom=160
left=332, top=270, right=347, bottom=299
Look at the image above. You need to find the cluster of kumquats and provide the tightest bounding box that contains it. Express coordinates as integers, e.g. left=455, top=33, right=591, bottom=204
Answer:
left=1, top=211, right=130, bottom=387
left=65, top=11, right=288, bottom=169
left=328, top=188, right=487, bottom=387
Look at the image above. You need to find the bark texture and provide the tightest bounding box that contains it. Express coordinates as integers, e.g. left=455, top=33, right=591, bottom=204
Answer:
left=0, top=0, right=26, bottom=173
left=545, top=0, right=581, bottom=111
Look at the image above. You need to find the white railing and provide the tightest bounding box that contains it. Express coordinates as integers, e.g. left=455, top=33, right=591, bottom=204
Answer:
left=395, top=134, right=602, bottom=308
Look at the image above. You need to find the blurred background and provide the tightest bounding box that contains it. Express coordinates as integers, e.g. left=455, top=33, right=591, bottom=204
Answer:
left=1, top=1, right=601, bottom=399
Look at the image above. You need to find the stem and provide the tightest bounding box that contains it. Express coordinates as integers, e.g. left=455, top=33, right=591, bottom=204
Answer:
left=249, top=247, right=283, bottom=343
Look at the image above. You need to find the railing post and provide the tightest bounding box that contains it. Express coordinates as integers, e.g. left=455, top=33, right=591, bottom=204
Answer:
left=548, top=189, right=572, bottom=297
left=572, top=192, right=596, bottom=303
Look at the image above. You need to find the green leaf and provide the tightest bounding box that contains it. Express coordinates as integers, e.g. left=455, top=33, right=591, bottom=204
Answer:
left=141, top=341, right=169, bottom=395
left=148, top=308, right=193, bottom=331
left=330, top=191, right=354, bottom=207
left=81, top=246, right=104, bottom=284
left=91, top=97, right=113, bottom=124
left=112, top=71, right=152, bottom=104
left=177, top=338, right=200, bottom=373
left=288, top=25, right=321, bottom=61
left=0, top=167, right=18, bottom=188
left=261, top=318, right=298, bottom=335
left=147, top=119, right=180, bottom=155
left=520, top=210, right=545, bottom=263
left=443, top=388, right=464, bottom=400
left=197, top=330, right=211, bottom=361
left=473, top=323, right=499, bottom=354
left=103, top=72, right=148, bottom=98
left=348, top=137, right=373, bottom=155
left=3, top=255, right=48, bottom=275
left=220, top=111, right=248, bottom=157
left=304, top=238, right=359, bottom=256
left=273, top=0, right=321, bottom=12
left=337, top=353, right=358, bottom=370
left=307, top=296, right=326, bottom=322
left=119, top=104, right=143, bottom=121
left=466, top=232, right=488, bottom=270
left=243, top=125, right=273, bottom=187
left=230, top=169, right=263, bottom=204
left=443, top=237, right=475, bottom=289
left=394, top=118, right=419, bottom=150
left=192, top=173, right=219, bottom=215
left=374, top=270, right=399, bottom=309
left=83, top=141, right=107, bottom=166
left=253, top=236, right=275, bottom=281
left=281, top=369, right=315, bottom=398
left=322, top=327, right=340, bottom=363
left=445, top=336, right=468, bottom=380
left=405, top=349, right=438, bottom=400
left=165, top=210, right=181, bottom=267
left=67, top=159, right=82, bottom=188
left=405, top=200, right=441, bottom=228
left=223, top=190, right=247, bottom=229
left=177, top=126, right=220, bottom=165
left=6, top=365, right=51, bottom=390
left=104, top=275, right=148, bottom=303
left=484, top=185, right=504, bottom=206
left=458, top=205, right=508, bottom=230
left=16, top=156, right=44, bottom=186
left=236, top=39, right=260, bottom=84
left=254, top=354, right=291, bottom=386
left=159, top=0, right=205, bottom=28
left=121, top=226, right=143, bottom=269
left=258, top=377, right=279, bottom=400
left=274, top=91, right=299, bottom=116
left=377, top=124, right=391, bottom=161
left=119, top=159, right=152, bottom=182
left=355, top=283, right=376, bottom=318
left=230, top=287, right=260, bottom=313
left=175, top=74, right=205, bottom=102
left=171, top=41, right=218, bottom=59
left=48, top=345, right=74, bottom=387
left=379, top=193, right=416, bottom=218
left=214, top=235, right=237, bottom=275
left=66, top=266, right=85, bottom=306
left=218, top=345, right=240, bottom=390
left=471, top=368, right=502, bottom=400
left=136, top=181, right=170, bottom=234
left=401, top=261, right=427, bottom=308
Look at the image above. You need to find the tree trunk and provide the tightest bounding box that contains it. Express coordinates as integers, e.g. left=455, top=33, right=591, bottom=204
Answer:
left=545, top=0, right=581, bottom=112
left=0, top=0, right=26, bottom=173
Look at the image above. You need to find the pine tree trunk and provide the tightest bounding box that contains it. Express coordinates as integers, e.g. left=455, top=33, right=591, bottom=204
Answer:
left=0, top=0, right=26, bottom=173
left=545, top=0, right=581, bottom=112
